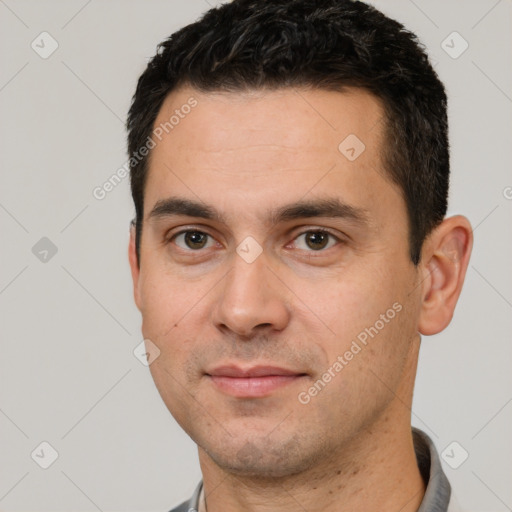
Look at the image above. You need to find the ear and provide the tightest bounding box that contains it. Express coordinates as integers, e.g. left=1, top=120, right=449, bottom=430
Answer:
left=418, top=215, right=473, bottom=335
left=128, top=221, right=142, bottom=312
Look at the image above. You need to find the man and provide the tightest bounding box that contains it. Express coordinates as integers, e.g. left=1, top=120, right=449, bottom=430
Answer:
left=126, top=1, right=473, bottom=511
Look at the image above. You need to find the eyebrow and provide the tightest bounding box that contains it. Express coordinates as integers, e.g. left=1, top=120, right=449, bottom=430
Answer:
left=147, top=196, right=369, bottom=226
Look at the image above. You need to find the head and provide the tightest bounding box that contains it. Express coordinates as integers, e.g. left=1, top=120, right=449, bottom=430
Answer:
left=127, top=0, right=472, bottom=478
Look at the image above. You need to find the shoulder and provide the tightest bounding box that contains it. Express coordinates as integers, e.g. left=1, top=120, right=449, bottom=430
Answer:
left=168, top=500, right=195, bottom=512
left=167, top=481, right=202, bottom=512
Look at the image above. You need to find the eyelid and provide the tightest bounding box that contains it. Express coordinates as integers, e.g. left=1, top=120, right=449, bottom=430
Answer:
left=290, top=226, right=342, bottom=239
left=165, top=224, right=217, bottom=240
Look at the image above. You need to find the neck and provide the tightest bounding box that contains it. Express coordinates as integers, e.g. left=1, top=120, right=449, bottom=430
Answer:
left=199, top=417, right=425, bottom=512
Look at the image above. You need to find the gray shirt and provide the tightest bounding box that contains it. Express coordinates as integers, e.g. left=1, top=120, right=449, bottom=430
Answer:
left=169, top=428, right=454, bottom=512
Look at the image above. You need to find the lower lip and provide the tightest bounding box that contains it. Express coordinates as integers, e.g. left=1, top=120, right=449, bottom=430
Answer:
left=208, top=375, right=304, bottom=398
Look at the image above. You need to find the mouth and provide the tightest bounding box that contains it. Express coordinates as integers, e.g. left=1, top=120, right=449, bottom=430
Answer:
left=205, top=365, right=308, bottom=398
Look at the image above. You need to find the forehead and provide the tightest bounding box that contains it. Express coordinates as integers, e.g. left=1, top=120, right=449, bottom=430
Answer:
left=152, top=85, right=385, bottom=157
left=144, top=85, right=402, bottom=227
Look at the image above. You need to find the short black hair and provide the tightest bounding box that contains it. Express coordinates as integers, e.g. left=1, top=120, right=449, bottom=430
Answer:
left=127, top=0, right=449, bottom=266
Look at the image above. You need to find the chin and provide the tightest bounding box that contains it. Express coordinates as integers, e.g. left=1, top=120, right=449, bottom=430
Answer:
left=201, top=434, right=325, bottom=479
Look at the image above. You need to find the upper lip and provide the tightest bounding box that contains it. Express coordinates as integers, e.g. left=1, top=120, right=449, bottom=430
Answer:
left=207, top=365, right=304, bottom=378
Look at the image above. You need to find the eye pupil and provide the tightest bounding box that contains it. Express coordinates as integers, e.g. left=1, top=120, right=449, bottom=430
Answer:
left=306, top=232, right=329, bottom=250
left=185, top=231, right=207, bottom=249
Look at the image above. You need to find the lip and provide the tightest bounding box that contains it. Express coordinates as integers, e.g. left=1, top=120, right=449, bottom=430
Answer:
left=206, top=365, right=307, bottom=398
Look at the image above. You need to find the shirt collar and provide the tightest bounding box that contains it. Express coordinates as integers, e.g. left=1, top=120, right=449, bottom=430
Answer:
left=413, top=427, right=452, bottom=512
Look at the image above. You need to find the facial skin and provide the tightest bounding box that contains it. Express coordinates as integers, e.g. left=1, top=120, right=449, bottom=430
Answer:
left=129, top=86, right=472, bottom=512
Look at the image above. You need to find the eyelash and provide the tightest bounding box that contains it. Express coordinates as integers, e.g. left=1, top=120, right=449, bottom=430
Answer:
left=165, top=228, right=343, bottom=254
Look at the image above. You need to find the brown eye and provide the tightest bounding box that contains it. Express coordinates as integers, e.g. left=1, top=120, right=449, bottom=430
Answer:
left=173, top=231, right=214, bottom=250
left=185, top=231, right=208, bottom=249
left=293, top=230, right=338, bottom=252
left=305, top=232, right=329, bottom=250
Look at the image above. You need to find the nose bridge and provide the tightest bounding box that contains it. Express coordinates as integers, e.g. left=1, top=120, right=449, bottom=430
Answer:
left=213, top=245, right=289, bottom=336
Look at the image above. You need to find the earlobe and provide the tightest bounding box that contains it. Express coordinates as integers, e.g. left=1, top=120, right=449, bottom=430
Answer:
left=128, top=222, right=142, bottom=311
left=418, top=216, right=473, bottom=335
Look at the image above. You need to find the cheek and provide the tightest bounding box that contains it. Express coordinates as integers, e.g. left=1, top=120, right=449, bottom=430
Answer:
left=306, top=299, right=415, bottom=426
left=313, top=262, right=415, bottom=368
left=315, top=272, right=391, bottom=338
left=139, top=286, right=191, bottom=386
left=139, top=266, right=195, bottom=332
left=139, top=268, right=210, bottom=371
left=147, top=356, right=194, bottom=432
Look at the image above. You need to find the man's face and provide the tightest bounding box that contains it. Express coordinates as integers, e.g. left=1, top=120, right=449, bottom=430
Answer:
left=130, top=86, right=423, bottom=477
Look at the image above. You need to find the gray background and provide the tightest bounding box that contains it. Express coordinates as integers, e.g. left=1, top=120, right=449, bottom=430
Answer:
left=0, top=0, right=511, bottom=510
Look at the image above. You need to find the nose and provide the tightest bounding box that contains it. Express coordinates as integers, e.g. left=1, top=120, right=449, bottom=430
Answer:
left=211, top=247, right=291, bottom=338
